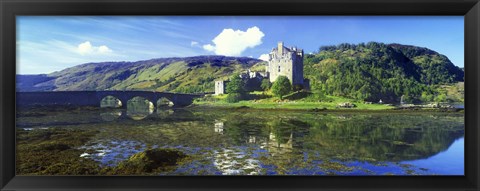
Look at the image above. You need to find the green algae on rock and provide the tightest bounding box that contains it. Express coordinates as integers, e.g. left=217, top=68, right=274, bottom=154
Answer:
left=109, top=148, right=188, bottom=175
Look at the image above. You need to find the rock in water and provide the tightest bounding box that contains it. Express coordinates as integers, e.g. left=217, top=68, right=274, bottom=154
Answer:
left=113, top=148, right=187, bottom=174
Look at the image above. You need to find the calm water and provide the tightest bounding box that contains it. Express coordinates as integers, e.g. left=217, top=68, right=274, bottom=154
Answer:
left=16, top=103, right=464, bottom=175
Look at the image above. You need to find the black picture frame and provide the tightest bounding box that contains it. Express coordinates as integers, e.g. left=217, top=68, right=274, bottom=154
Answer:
left=1, top=0, right=479, bottom=190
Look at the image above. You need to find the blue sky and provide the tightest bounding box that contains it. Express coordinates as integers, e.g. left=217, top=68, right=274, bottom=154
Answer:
left=17, top=16, right=464, bottom=74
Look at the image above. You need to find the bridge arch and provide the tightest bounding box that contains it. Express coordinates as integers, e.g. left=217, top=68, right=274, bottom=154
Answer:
left=157, top=97, right=174, bottom=108
left=100, top=95, right=123, bottom=108
left=127, top=96, right=155, bottom=109
left=126, top=96, right=155, bottom=120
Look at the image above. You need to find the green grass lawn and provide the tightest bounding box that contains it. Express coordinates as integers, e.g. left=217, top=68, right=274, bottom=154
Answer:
left=193, top=91, right=395, bottom=111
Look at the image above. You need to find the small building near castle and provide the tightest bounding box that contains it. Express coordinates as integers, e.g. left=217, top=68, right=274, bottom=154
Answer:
left=215, top=80, right=228, bottom=95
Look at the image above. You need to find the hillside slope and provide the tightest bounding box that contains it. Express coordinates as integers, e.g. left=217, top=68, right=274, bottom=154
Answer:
left=304, top=42, right=463, bottom=102
left=17, top=56, right=263, bottom=93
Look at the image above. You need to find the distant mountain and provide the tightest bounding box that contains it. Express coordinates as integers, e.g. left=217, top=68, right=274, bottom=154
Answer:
left=17, top=56, right=263, bottom=93
left=304, top=42, right=464, bottom=102
left=16, top=74, right=56, bottom=92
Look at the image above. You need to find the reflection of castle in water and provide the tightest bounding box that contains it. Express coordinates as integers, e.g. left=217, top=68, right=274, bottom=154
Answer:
left=210, top=118, right=310, bottom=175
left=214, top=120, right=224, bottom=134
left=265, top=119, right=310, bottom=156
left=210, top=114, right=464, bottom=162
left=213, top=118, right=310, bottom=156
left=263, top=131, right=293, bottom=156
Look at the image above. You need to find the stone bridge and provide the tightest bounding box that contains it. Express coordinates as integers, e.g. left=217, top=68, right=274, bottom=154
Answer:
left=16, top=91, right=204, bottom=108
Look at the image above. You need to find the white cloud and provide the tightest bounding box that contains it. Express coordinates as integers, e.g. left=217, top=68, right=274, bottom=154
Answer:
left=202, top=44, right=215, bottom=52
left=190, top=41, right=199, bottom=47
left=77, top=41, right=93, bottom=55
left=17, top=40, right=122, bottom=74
left=98, top=45, right=112, bottom=53
left=259, top=54, right=270, bottom=61
left=77, top=41, right=112, bottom=55
left=203, top=26, right=265, bottom=56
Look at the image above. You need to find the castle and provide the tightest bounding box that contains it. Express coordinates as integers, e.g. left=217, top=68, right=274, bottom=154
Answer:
left=215, top=42, right=308, bottom=95
left=267, top=41, right=307, bottom=88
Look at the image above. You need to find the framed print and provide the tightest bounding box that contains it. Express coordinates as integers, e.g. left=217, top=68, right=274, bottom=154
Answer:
left=1, top=0, right=480, bottom=190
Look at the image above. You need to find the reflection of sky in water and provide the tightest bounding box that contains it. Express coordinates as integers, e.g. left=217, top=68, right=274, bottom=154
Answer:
left=402, top=137, right=464, bottom=175
left=212, top=147, right=262, bottom=175
left=78, top=138, right=464, bottom=175
left=170, top=144, right=464, bottom=175
left=78, top=140, right=147, bottom=167
left=167, top=145, right=268, bottom=175
left=23, top=127, right=49, bottom=131
left=335, top=137, right=463, bottom=175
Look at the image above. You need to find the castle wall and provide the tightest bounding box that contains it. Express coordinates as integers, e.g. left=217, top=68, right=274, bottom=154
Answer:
left=268, top=42, right=304, bottom=87
left=268, top=55, right=294, bottom=84
left=291, top=52, right=304, bottom=87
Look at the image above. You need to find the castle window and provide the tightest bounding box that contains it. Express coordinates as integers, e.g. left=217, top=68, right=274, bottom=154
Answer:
left=278, top=66, right=281, bottom=72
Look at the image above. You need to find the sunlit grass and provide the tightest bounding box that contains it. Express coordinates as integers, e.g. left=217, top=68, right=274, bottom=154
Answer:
left=194, top=91, right=394, bottom=110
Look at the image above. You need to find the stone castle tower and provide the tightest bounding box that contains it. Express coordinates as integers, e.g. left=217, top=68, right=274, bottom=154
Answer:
left=266, top=42, right=305, bottom=87
left=214, top=42, right=308, bottom=95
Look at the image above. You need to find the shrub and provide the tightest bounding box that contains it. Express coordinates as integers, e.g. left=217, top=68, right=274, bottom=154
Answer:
left=226, top=93, right=243, bottom=103
left=293, top=84, right=304, bottom=91
left=261, top=79, right=272, bottom=91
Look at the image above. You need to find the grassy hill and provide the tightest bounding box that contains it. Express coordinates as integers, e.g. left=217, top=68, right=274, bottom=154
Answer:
left=17, top=56, right=262, bottom=93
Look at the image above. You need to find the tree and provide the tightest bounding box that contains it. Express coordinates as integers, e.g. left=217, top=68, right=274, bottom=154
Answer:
left=271, top=76, right=292, bottom=99
left=225, top=74, right=245, bottom=103
left=261, top=79, right=272, bottom=91
left=421, top=91, right=434, bottom=103
left=226, top=75, right=244, bottom=94
left=434, top=93, right=447, bottom=103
